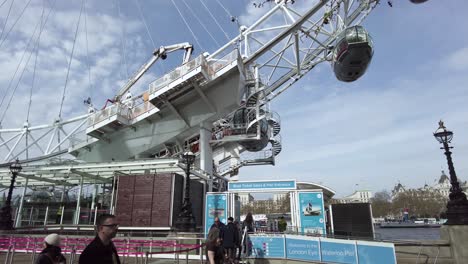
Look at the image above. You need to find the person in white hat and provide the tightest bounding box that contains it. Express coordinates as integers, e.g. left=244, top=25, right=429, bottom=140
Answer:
left=35, top=233, right=66, bottom=264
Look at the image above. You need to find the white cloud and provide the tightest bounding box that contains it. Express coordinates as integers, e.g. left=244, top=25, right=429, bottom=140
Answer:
left=442, top=46, right=468, bottom=71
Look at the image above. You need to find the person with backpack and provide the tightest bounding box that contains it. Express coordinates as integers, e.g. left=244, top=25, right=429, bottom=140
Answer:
left=222, top=217, right=239, bottom=264
left=35, top=234, right=66, bottom=264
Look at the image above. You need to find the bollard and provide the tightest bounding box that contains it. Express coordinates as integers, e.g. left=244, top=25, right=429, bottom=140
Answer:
left=8, top=244, right=15, bottom=264
left=4, top=245, right=12, bottom=264
left=200, top=240, right=203, bottom=264
left=70, top=247, right=76, bottom=264
left=149, top=238, right=153, bottom=260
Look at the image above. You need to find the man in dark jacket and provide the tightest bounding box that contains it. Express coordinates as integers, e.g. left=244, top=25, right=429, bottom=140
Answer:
left=79, top=214, right=120, bottom=264
left=210, top=216, right=226, bottom=237
left=222, top=217, right=239, bottom=263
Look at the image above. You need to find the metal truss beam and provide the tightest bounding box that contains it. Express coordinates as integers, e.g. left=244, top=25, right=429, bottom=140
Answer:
left=18, top=173, right=74, bottom=186
left=70, top=169, right=112, bottom=183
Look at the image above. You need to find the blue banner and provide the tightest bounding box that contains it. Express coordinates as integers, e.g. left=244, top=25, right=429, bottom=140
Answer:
left=204, top=193, right=228, bottom=236
left=298, top=192, right=326, bottom=235
left=250, top=235, right=286, bottom=258
left=357, top=241, right=396, bottom=264
left=228, top=180, right=296, bottom=191
left=285, top=235, right=320, bottom=261
left=244, top=235, right=395, bottom=263
left=320, top=238, right=357, bottom=264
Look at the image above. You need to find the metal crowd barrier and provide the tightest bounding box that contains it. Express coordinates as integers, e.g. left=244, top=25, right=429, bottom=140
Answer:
left=0, top=234, right=207, bottom=264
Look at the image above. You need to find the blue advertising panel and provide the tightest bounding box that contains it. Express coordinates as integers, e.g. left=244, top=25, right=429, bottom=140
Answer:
left=285, top=235, right=320, bottom=262
left=297, top=191, right=326, bottom=235
left=320, top=238, right=357, bottom=264
left=204, top=193, right=228, bottom=236
left=228, top=180, right=296, bottom=191
left=357, top=241, right=396, bottom=264
left=250, top=235, right=285, bottom=258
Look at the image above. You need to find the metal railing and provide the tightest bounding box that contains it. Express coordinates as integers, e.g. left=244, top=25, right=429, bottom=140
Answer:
left=0, top=234, right=207, bottom=264
left=149, top=54, right=210, bottom=95
left=87, top=103, right=131, bottom=128
left=207, top=49, right=238, bottom=75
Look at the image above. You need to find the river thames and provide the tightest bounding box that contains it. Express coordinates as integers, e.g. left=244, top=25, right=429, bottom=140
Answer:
left=374, top=226, right=441, bottom=240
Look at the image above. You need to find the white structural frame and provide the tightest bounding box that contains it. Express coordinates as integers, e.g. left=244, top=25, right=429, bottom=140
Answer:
left=0, top=0, right=378, bottom=184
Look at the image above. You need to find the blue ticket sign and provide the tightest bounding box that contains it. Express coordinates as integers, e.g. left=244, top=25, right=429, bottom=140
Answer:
left=320, top=238, right=357, bottom=264
left=285, top=235, right=320, bottom=261
left=249, top=235, right=286, bottom=258
left=228, top=180, right=296, bottom=191
left=298, top=191, right=326, bottom=235
left=357, top=241, right=396, bottom=264
left=204, top=193, right=228, bottom=237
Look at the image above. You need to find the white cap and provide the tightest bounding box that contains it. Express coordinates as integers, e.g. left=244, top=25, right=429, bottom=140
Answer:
left=44, top=233, right=61, bottom=247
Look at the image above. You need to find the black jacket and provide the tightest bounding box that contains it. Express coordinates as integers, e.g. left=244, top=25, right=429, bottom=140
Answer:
left=79, top=236, right=120, bottom=264
left=222, top=222, right=239, bottom=248
left=35, top=246, right=66, bottom=264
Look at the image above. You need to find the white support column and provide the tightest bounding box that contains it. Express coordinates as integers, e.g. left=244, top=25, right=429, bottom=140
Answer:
left=110, top=176, right=117, bottom=214
left=74, top=176, right=84, bottom=224
left=15, top=178, right=28, bottom=228
left=200, top=121, right=213, bottom=192
left=90, top=183, right=97, bottom=224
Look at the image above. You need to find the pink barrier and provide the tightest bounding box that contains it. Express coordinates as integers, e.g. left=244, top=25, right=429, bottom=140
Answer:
left=0, top=235, right=203, bottom=256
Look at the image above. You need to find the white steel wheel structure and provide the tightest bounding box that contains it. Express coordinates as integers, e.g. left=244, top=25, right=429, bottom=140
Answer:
left=0, top=0, right=381, bottom=189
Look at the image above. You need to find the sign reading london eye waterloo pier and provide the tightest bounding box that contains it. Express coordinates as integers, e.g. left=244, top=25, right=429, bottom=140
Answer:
left=228, top=180, right=296, bottom=192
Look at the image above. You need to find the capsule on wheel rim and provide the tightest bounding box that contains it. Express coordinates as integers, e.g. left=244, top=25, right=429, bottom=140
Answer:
left=332, top=25, right=374, bottom=82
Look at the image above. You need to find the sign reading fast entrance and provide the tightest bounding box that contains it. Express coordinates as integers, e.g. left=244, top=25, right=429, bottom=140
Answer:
left=228, top=180, right=296, bottom=192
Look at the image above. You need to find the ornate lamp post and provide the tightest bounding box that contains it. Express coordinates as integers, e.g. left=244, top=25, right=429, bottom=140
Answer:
left=0, top=159, right=22, bottom=230
left=174, top=151, right=197, bottom=231
left=433, top=120, right=468, bottom=225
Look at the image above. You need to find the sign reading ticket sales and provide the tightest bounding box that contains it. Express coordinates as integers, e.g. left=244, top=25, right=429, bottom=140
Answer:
left=228, top=180, right=296, bottom=191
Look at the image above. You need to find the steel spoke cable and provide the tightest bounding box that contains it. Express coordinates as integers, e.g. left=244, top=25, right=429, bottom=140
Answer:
left=115, top=0, right=129, bottom=80
left=214, top=0, right=234, bottom=20
left=134, top=0, right=156, bottom=49
left=0, top=0, right=15, bottom=45
left=0, top=0, right=33, bottom=49
left=198, top=0, right=230, bottom=41
left=1, top=0, right=52, bottom=124
left=180, top=0, right=221, bottom=47
left=84, top=0, right=93, bottom=97
left=133, top=0, right=165, bottom=72
left=27, top=2, right=46, bottom=123
left=0, top=0, right=8, bottom=9
left=58, top=0, right=85, bottom=119
left=0, top=12, right=42, bottom=115
left=170, top=0, right=204, bottom=51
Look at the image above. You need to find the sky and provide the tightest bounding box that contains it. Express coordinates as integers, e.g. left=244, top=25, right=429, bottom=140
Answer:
left=0, top=0, right=468, bottom=197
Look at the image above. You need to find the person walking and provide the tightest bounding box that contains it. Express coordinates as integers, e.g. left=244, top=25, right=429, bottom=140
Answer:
left=241, top=213, right=255, bottom=257
left=210, top=216, right=226, bottom=236
left=35, top=233, right=66, bottom=264
left=209, top=217, right=226, bottom=262
left=206, top=228, right=223, bottom=264
left=79, top=214, right=120, bottom=264
left=233, top=221, right=242, bottom=262
left=222, top=217, right=239, bottom=264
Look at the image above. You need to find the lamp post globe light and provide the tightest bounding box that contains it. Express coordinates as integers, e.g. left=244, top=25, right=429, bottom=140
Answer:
left=174, top=151, right=197, bottom=231
left=0, top=159, right=22, bottom=230
left=433, top=120, right=468, bottom=225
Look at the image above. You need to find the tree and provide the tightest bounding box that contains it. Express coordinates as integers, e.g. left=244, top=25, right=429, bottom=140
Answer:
left=370, top=190, right=392, bottom=217
left=278, top=193, right=291, bottom=213
left=392, top=189, right=446, bottom=218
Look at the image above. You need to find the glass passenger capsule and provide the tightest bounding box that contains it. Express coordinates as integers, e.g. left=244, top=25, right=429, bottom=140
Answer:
left=332, top=26, right=374, bottom=82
